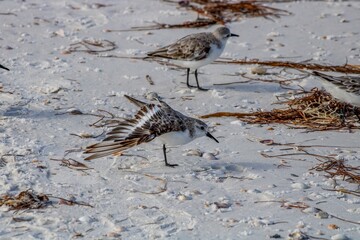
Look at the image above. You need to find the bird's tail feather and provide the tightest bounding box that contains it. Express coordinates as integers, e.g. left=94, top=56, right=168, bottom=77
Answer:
left=84, top=138, right=140, bottom=160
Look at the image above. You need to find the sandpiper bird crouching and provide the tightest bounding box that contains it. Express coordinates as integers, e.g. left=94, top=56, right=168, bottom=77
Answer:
left=84, top=95, right=219, bottom=167
left=312, top=71, right=360, bottom=107
left=146, top=26, right=238, bottom=91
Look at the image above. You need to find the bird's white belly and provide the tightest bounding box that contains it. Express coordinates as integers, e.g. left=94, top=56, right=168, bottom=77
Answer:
left=156, top=130, right=194, bottom=146
left=172, top=44, right=224, bottom=70
left=322, top=82, right=360, bottom=107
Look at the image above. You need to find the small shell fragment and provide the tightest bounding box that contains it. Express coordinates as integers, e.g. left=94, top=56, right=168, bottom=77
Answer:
left=331, top=234, right=350, bottom=240
left=291, top=182, right=310, bottom=189
left=191, top=190, right=202, bottom=195
left=144, top=92, right=160, bottom=101
left=315, top=210, right=329, bottom=219
left=302, top=207, right=318, bottom=214
left=183, top=149, right=202, bottom=157
left=177, top=194, right=188, bottom=201
left=77, top=132, right=94, bottom=138
left=328, top=224, right=339, bottom=230
left=259, top=139, right=275, bottom=145
left=202, top=152, right=217, bottom=160
left=66, top=108, right=83, bottom=115
left=250, top=66, right=267, bottom=75
left=288, top=231, right=307, bottom=240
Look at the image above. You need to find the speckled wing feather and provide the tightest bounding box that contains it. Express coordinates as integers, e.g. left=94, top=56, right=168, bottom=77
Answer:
left=84, top=100, right=186, bottom=160
left=313, top=71, right=360, bottom=94
left=124, top=94, right=147, bottom=108
left=147, top=32, right=217, bottom=61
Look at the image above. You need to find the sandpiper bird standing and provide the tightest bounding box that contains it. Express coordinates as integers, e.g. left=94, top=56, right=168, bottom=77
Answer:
left=146, top=26, right=238, bottom=91
left=84, top=95, right=219, bottom=167
left=0, top=64, right=9, bottom=71
left=312, top=71, right=360, bottom=107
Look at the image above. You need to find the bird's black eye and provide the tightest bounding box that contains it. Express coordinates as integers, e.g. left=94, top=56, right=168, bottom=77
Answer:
left=200, top=126, right=205, bottom=130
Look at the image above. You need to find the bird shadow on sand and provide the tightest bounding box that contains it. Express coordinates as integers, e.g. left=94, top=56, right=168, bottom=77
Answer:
left=239, top=161, right=276, bottom=171
left=175, top=70, right=290, bottom=93
left=1, top=106, right=82, bottom=120
left=211, top=80, right=286, bottom=93
left=128, top=156, right=273, bottom=176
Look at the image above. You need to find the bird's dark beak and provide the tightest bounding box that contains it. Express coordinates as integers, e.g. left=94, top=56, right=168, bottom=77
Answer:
left=230, top=33, right=239, bottom=37
left=206, top=132, right=219, bottom=143
left=0, top=64, right=9, bottom=71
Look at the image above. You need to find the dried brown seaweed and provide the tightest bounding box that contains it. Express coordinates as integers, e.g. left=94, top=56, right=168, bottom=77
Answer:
left=50, top=158, right=93, bottom=172
left=257, top=137, right=360, bottom=188
left=0, top=190, right=93, bottom=212
left=215, top=58, right=360, bottom=74
left=216, top=72, right=310, bottom=88
left=0, top=190, right=50, bottom=211
left=115, top=0, right=290, bottom=31
left=322, top=188, right=360, bottom=197
left=186, top=0, right=291, bottom=23
left=311, top=159, right=360, bottom=185
left=106, top=19, right=217, bottom=32
left=201, top=89, right=360, bottom=131
left=55, top=108, right=122, bottom=129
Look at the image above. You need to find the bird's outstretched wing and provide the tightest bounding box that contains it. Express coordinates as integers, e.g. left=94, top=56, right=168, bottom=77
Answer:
left=124, top=94, right=147, bottom=108
left=84, top=98, right=184, bottom=160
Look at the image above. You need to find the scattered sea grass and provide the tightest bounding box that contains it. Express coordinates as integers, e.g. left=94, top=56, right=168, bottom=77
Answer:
left=217, top=72, right=310, bottom=88
left=311, top=159, right=360, bottom=185
left=322, top=188, right=360, bottom=197
left=215, top=58, right=360, bottom=74
left=50, top=158, right=93, bottom=172
left=0, top=190, right=50, bottom=211
left=63, top=39, right=117, bottom=54
left=255, top=199, right=360, bottom=226
left=122, top=172, right=168, bottom=195
left=261, top=150, right=360, bottom=186
left=0, top=189, right=93, bottom=212
left=201, top=89, right=360, bottom=131
left=0, top=12, right=17, bottom=16
left=256, top=136, right=360, bottom=189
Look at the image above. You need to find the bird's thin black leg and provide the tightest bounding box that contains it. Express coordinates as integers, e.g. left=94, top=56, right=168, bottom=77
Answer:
left=194, top=69, right=208, bottom=91
left=186, top=68, right=196, bottom=88
left=0, top=64, right=9, bottom=71
left=163, top=144, right=178, bottom=167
